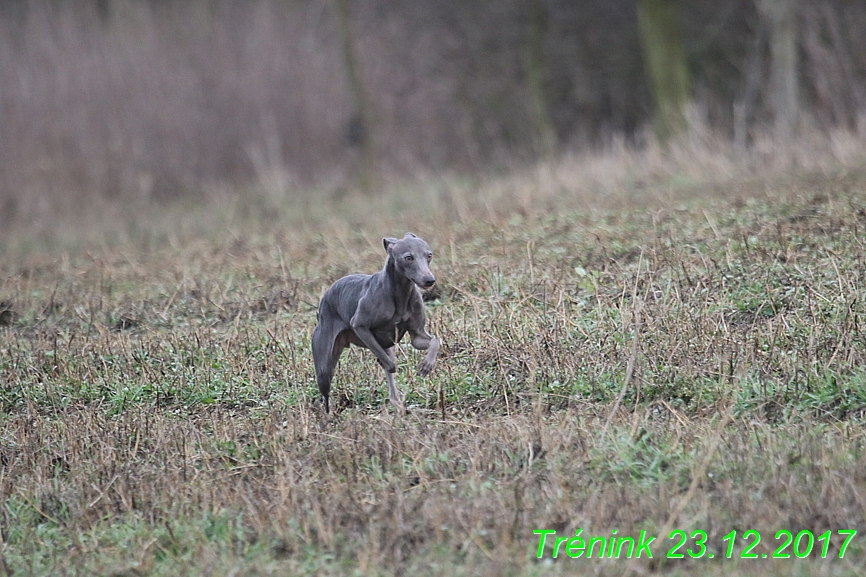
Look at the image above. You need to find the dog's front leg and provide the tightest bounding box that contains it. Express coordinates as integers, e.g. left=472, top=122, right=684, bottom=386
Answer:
left=383, top=347, right=405, bottom=411
left=410, top=330, right=439, bottom=377
left=351, top=324, right=397, bottom=373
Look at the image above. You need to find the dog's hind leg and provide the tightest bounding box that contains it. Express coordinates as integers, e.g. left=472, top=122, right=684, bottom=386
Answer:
left=312, top=322, right=346, bottom=414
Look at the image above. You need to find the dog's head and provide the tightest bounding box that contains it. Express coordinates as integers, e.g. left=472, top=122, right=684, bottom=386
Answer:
left=383, top=233, right=435, bottom=289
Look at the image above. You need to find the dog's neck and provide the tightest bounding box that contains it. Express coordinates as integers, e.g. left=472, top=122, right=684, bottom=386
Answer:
left=383, top=255, right=415, bottom=317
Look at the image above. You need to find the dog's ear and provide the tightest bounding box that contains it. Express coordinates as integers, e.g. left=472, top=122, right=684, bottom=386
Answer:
left=404, top=232, right=418, bottom=239
left=383, top=237, right=399, bottom=253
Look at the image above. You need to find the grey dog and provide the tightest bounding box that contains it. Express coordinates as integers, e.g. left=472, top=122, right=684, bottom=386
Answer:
left=311, top=233, right=440, bottom=413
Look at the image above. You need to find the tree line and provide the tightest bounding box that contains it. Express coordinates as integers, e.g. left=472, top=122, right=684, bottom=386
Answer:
left=0, top=0, right=863, bottom=217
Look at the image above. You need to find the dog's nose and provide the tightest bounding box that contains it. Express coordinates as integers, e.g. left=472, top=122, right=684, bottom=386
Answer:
left=422, top=276, right=436, bottom=289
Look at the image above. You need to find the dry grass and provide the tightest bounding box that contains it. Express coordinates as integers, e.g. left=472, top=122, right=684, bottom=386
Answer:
left=2, top=157, right=866, bottom=575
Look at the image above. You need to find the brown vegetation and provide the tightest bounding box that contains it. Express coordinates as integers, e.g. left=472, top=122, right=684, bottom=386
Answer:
left=2, top=0, right=866, bottom=226
left=2, top=155, right=866, bottom=573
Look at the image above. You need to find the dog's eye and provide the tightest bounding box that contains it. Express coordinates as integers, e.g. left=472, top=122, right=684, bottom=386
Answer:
left=426, top=252, right=433, bottom=261
left=405, top=254, right=414, bottom=262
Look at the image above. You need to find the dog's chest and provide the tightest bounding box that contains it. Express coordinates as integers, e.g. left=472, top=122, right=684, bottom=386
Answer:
left=379, top=304, right=413, bottom=334
left=393, top=290, right=417, bottom=322
left=366, top=299, right=410, bottom=330
left=376, top=310, right=409, bottom=332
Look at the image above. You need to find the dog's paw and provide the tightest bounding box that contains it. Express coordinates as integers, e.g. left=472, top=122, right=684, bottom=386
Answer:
left=417, top=358, right=436, bottom=377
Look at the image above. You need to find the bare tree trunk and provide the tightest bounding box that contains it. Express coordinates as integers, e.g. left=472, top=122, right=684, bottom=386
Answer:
left=758, top=0, right=799, bottom=140
left=637, top=0, right=690, bottom=143
left=526, top=0, right=555, bottom=158
left=333, top=0, right=377, bottom=191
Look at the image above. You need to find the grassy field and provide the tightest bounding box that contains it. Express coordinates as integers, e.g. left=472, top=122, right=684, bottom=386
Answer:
left=2, top=161, right=866, bottom=576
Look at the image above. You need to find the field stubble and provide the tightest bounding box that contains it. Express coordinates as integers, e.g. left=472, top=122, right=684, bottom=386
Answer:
left=2, top=166, right=866, bottom=575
